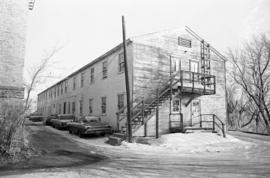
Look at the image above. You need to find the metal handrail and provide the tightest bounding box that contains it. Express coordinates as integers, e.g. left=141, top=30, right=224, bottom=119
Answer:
left=191, top=114, right=226, bottom=137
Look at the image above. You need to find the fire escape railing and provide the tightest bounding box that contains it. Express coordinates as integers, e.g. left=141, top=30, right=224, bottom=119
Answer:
left=116, top=70, right=216, bottom=132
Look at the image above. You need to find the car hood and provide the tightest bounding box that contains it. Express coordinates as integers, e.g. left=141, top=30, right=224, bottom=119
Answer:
left=60, top=120, right=73, bottom=123
left=84, top=122, right=110, bottom=127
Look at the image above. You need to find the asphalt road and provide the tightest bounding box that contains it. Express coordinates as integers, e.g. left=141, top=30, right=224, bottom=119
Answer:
left=0, top=124, right=107, bottom=176
left=0, top=125, right=270, bottom=177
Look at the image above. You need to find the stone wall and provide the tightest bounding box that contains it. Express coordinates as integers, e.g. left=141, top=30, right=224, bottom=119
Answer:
left=0, top=0, right=27, bottom=103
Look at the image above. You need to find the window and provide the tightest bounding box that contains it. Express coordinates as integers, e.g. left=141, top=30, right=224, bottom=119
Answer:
left=171, top=58, right=179, bottom=72
left=60, top=83, right=63, bottom=95
left=90, top=68, right=94, bottom=84
left=81, top=72, right=84, bottom=88
left=57, top=85, right=59, bottom=96
left=89, top=98, right=93, bottom=114
left=102, top=61, right=108, bottom=79
left=73, top=77, right=76, bottom=90
left=54, top=87, right=56, bottom=98
left=63, top=102, right=66, bottom=114
left=178, top=37, right=192, bottom=48
left=117, top=94, right=125, bottom=113
left=68, top=102, right=70, bottom=114
left=59, top=104, right=62, bottom=114
left=101, top=97, right=106, bottom=114
left=172, top=98, right=180, bottom=113
left=118, top=53, right=125, bottom=73
left=79, top=100, right=83, bottom=115
left=65, top=81, right=68, bottom=93
left=72, top=102, right=76, bottom=114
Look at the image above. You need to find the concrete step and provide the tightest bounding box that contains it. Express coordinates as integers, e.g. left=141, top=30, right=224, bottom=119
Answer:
left=113, top=133, right=126, bottom=140
left=107, top=136, right=123, bottom=146
left=184, top=127, right=213, bottom=133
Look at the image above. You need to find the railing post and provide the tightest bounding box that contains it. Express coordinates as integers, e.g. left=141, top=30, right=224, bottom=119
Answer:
left=116, top=112, right=120, bottom=131
left=156, top=89, right=159, bottom=139
left=180, top=113, right=184, bottom=132
left=203, top=76, right=206, bottom=94
left=200, top=114, right=202, bottom=128
left=212, top=114, right=215, bottom=131
left=214, top=76, right=216, bottom=94
left=192, top=72, right=194, bottom=91
left=141, top=100, right=144, bottom=125
left=180, top=71, right=183, bottom=90
left=222, top=123, right=226, bottom=138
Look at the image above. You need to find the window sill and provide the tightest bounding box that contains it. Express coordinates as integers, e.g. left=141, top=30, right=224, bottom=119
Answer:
left=118, top=71, right=124, bottom=74
left=101, top=113, right=107, bottom=116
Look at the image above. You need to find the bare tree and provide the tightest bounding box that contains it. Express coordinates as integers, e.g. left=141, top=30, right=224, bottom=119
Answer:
left=0, top=47, right=61, bottom=157
left=228, top=34, right=270, bottom=134
left=24, top=47, right=61, bottom=112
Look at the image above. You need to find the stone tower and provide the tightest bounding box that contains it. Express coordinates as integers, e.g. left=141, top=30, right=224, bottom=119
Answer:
left=0, top=0, right=28, bottom=107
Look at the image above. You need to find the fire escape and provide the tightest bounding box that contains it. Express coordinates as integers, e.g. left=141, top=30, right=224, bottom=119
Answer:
left=108, top=27, right=226, bottom=145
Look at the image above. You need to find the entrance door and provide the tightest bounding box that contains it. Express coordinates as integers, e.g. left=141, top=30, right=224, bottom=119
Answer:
left=190, top=60, right=199, bottom=73
left=191, top=99, right=201, bottom=125
left=190, top=60, right=199, bottom=83
left=171, top=57, right=180, bottom=73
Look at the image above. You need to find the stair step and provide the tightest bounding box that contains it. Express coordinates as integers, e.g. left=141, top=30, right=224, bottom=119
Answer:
left=184, top=127, right=213, bottom=131
left=112, top=133, right=126, bottom=139
left=107, top=136, right=123, bottom=146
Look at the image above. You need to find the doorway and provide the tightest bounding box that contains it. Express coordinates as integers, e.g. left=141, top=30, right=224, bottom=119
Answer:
left=191, top=99, right=201, bottom=125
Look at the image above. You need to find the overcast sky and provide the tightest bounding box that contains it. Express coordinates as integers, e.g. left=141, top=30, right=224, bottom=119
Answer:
left=24, top=0, right=270, bottom=98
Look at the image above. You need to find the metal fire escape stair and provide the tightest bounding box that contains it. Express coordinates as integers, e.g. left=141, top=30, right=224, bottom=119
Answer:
left=107, top=27, right=227, bottom=145
left=107, top=70, right=216, bottom=145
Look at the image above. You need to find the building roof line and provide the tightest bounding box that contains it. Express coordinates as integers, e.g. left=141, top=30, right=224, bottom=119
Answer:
left=38, top=39, right=132, bottom=95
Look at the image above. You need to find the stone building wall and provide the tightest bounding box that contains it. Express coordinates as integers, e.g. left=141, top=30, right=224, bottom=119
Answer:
left=0, top=0, right=28, bottom=107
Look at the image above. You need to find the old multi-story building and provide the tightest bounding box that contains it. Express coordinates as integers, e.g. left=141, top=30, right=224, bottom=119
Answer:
left=37, top=28, right=227, bottom=136
left=0, top=0, right=29, bottom=108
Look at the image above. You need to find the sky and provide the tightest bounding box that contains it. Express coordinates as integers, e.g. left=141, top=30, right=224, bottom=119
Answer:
left=24, top=0, right=270, bottom=101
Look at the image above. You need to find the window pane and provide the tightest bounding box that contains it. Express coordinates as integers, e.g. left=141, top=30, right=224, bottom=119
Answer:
left=90, top=68, right=94, bottom=83
left=89, top=99, right=93, bottom=114
left=101, top=97, right=106, bottom=114
left=102, top=61, right=108, bottom=79
left=119, top=53, right=124, bottom=73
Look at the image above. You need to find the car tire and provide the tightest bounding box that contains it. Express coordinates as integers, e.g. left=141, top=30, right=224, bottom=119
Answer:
left=69, top=129, right=72, bottom=134
left=79, top=131, right=83, bottom=138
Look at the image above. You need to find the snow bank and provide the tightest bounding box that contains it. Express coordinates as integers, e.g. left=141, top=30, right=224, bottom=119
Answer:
left=121, top=133, right=253, bottom=154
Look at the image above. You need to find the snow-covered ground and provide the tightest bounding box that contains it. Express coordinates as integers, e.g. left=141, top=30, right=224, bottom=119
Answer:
left=121, top=132, right=254, bottom=154
left=44, top=126, right=254, bottom=155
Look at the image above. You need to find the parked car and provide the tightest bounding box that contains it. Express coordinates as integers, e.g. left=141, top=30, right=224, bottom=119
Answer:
left=51, top=114, right=75, bottom=130
left=67, top=115, right=112, bottom=137
left=45, top=114, right=57, bottom=126
left=29, top=115, right=44, bottom=122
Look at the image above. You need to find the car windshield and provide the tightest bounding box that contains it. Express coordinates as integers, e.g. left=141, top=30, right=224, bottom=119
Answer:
left=83, top=116, right=99, bottom=123
left=83, top=119, right=97, bottom=123
left=59, top=116, right=74, bottom=120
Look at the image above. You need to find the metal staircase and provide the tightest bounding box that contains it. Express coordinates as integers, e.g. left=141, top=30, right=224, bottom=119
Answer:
left=107, top=70, right=216, bottom=145
left=107, top=27, right=226, bottom=145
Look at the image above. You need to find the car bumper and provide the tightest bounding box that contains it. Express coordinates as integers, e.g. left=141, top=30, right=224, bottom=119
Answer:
left=83, top=128, right=111, bottom=135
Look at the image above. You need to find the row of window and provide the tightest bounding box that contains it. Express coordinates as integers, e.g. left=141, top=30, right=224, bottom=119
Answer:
left=38, top=53, right=125, bottom=102
left=41, top=93, right=125, bottom=116
left=39, top=94, right=182, bottom=116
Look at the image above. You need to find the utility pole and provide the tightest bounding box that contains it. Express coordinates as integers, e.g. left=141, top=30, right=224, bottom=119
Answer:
left=122, top=16, right=132, bottom=143
left=156, top=89, right=159, bottom=139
